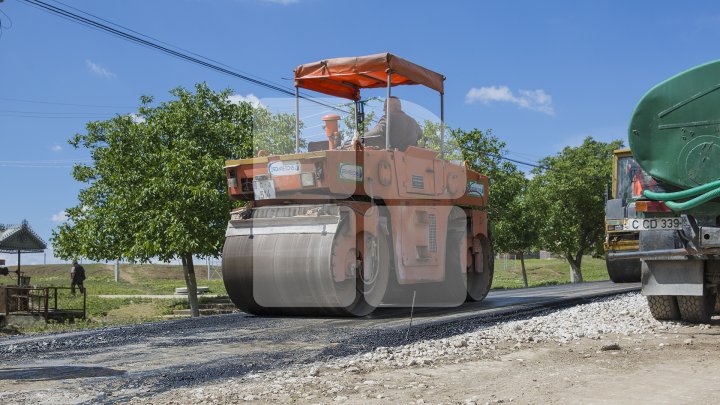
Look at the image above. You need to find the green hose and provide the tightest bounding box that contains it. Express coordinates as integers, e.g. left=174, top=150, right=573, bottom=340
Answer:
left=643, top=180, right=720, bottom=211
left=664, top=186, right=720, bottom=211
left=643, top=179, right=720, bottom=201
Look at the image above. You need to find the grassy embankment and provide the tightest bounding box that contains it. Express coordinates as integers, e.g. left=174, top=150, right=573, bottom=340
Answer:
left=492, top=256, right=609, bottom=289
left=1, top=257, right=608, bottom=334
left=2, top=263, right=225, bottom=333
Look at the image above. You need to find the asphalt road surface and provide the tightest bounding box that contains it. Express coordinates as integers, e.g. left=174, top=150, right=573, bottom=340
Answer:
left=0, top=281, right=639, bottom=403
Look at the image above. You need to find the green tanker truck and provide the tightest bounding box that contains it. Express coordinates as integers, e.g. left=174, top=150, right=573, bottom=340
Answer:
left=608, top=61, right=720, bottom=323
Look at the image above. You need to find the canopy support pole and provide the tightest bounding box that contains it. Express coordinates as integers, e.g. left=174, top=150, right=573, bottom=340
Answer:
left=295, top=86, right=300, bottom=153
left=354, top=101, right=359, bottom=137
left=440, top=93, right=445, bottom=159
left=386, top=71, right=392, bottom=150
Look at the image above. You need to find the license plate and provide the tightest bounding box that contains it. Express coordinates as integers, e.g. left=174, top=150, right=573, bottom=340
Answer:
left=252, top=179, right=276, bottom=200
left=623, top=217, right=682, bottom=231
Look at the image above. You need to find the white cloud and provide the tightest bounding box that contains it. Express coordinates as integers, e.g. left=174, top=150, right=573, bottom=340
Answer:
left=85, top=59, right=117, bottom=79
left=466, top=85, right=555, bottom=115
left=51, top=211, right=68, bottom=223
left=228, top=93, right=264, bottom=108
left=51, top=144, right=62, bottom=152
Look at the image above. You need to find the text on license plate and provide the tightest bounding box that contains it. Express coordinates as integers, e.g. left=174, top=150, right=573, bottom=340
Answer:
left=623, top=217, right=682, bottom=231
left=252, top=179, right=276, bottom=200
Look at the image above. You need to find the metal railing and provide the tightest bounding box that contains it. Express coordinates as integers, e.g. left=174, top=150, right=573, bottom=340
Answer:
left=2, top=286, right=86, bottom=320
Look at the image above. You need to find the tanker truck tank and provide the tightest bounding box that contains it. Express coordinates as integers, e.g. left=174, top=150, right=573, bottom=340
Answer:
left=628, top=60, right=720, bottom=217
left=610, top=60, right=720, bottom=323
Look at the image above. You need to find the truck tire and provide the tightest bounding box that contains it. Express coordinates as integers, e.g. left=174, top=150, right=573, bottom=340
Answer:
left=605, top=257, right=641, bottom=283
left=677, top=294, right=716, bottom=324
left=646, top=295, right=681, bottom=321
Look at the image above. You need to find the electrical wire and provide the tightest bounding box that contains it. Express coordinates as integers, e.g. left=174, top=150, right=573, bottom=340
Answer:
left=18, top=0, right=351, bottom=114
left=12, top=1, right=542, bottom=169
left=0, top=96, right=133, bottom=109
left=51, top=0, right=295, bottom=96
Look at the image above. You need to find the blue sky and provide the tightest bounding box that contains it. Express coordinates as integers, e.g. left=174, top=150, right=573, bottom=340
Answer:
left=1, top=0, right=719, bottom=264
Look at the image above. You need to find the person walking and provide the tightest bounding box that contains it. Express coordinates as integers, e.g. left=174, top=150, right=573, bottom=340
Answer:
left=70, top=260, right=86, bottom=295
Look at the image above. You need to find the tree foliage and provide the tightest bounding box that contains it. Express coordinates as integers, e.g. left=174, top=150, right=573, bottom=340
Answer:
left=52, top=83, right=255, bottom=315
left=341, top=99, right=378, bottom=139
left=418, top=120, right=461, bottom=160
left=252, top=107, right=304, bottom=155
left=453, top=129, right=531, bottom=249
left=527, top=136, right=622, bottom=282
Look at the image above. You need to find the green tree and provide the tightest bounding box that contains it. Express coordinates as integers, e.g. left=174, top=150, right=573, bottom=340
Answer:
left=454, top=129, right=525, bottom=221
left=454, top=128, right=540, bottom=283
left=52, top=83, right=254, bottom=316
left=252, top=106, right=305, bottom=155
left=418, top=120, right=461, bottom=159
left=528, top=137, right=622, bottom=282
left=490, top=171, right=536, bottom=287
left=341, top=99, right=377, bottom=140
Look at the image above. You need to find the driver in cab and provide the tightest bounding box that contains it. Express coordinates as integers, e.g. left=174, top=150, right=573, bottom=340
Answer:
left=360, top=96, right=422, bottom=151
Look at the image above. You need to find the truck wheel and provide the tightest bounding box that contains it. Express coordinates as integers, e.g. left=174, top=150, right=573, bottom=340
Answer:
left=646, top=295, right=681, bottom=321
left=605, top=257, right=641, bottom=283
left=677, top=293, right=716, bottom=324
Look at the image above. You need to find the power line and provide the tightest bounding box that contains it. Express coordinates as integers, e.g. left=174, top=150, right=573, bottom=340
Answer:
left=18, top=0, right=350, bottom=114
left=472, top=150, right=544, bottom=169
left=51, top=0, right=295, bottom=96
left=0, top=96, right=133, bottom=109
left=0, top=109, right=115, bottom=115
left=0, top=114, right=113, bottom=119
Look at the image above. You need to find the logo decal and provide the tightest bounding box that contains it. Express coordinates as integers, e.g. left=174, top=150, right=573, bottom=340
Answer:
left=268, top=160, right=301, bottom=176
left=339, top=163, right=363, bottom=182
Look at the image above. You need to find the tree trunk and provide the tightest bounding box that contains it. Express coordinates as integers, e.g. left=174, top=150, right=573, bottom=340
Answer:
left=567, top=253, right=584, bottom=283
left=181, top=253, right=200, bottom=317
left=519, top=251, right=529, bottom=288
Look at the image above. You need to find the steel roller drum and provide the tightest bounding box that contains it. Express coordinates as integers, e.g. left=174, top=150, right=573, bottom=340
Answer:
left=222, top=205, right=373, bottom=316
left=629, top=60, right=720, bottom=190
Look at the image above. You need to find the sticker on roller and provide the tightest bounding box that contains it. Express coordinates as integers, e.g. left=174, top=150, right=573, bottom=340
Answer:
left=467, top=181, right=485, bottom=197
left=339, top=163, right=363, bottom=182
left=268, top=160, right=301, bottom=176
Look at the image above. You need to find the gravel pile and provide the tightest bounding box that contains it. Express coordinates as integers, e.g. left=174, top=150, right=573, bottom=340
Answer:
left=147, top=292, right=680, bottom=404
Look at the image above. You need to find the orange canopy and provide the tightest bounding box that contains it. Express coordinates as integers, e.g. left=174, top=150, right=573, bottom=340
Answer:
left=294, top=53, right=445, bottom=100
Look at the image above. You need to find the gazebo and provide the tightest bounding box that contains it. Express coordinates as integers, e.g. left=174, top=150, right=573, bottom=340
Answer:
left=0, top=220, right=47, bottom=285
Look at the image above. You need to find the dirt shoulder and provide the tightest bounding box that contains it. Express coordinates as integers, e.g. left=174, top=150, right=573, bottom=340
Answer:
left=143, top=328, right=719, bottom=405
left=134, top=294, right=720, bottom=404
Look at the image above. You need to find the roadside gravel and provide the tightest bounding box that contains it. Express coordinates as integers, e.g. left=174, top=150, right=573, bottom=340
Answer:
left=146, top=292, right=682, bottom=403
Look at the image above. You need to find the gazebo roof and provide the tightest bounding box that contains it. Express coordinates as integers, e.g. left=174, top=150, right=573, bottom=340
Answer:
left=0, top=220, right=47, bottom=253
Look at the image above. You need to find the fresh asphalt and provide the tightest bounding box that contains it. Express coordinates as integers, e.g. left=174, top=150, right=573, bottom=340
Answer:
left=0, top=281, right=639, bottom=403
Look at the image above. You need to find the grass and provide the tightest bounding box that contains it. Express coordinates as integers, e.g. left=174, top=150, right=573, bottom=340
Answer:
left=492, top=256, right=609, bottom=289
left=2, top=263, right=226, bottom=334
left=1, top=256, right=609, bottom=334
